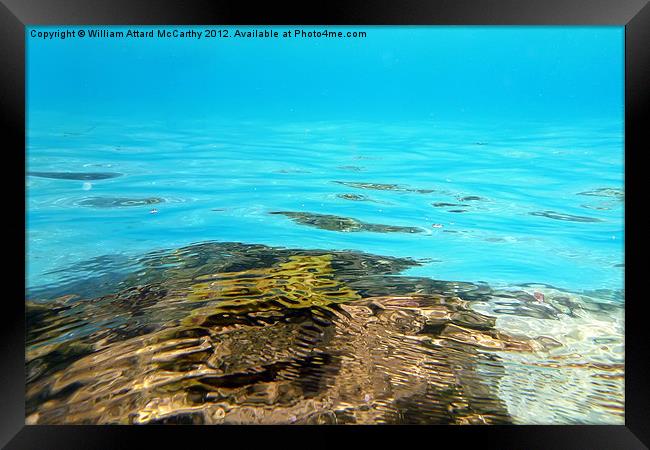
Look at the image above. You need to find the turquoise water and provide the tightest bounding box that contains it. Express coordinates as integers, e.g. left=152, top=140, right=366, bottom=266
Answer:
left=27, top=26, right=624, bottom=296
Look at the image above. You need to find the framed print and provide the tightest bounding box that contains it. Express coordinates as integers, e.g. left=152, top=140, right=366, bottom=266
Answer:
left=1, top=0, right=648, bottom=448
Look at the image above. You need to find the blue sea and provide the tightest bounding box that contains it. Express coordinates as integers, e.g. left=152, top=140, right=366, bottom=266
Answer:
left=25, top=26, right=625, bottom=425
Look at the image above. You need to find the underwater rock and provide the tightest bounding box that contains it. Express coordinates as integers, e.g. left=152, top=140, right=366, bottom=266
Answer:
left=27, top=171, right=123, bottom=180
left=269, top=211, right=423, bottom=234
left=432, top=196, right=484, bottom=212
left=118, top=242, right=420, bottom=294
left=529, top=211, right=603, bottom=223
left=75, top=197, right=165, bottom=208
left=333, top=181, right=435, bottom=194
left=333, top=181, right=400, bottom=191
left=25, top=242, right=624, bottom=425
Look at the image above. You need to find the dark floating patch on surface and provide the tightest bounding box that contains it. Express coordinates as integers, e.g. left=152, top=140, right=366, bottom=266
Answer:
left=337, top=193, right=376, bottom=202
left=24, top=243, right=517, bottom=425
left=270, top=211, right=423, bottom=234
left=577, top=188, right=624, bottom=200
left=448, top=209, right=467, bottom=214
left=333, top=181, right=401, bottom=191
left=529, top=210, right=603, bottom=223
left=28, top=242, right=419, bottom=303
left=28, top=171, right=123, bottom=180
left=76, top=197, right=165, bottom=208
left=458, top=196, right=484, bottom=202
left=581, top=204, right=613, bottom=211
left=273, top=169, right=312, bottom=174
left=432, top=202, right=461, bottom=208
left=333, top=181, right=435, bottom=194
left=62, top=126, right=96, bottom=137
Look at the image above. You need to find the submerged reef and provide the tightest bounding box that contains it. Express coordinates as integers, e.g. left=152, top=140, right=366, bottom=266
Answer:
left=332, top=181, right=436, bottom=194
left=432, top=202, right=463, bottom=208
left=26, top=242, right=624, bottom=425
left=577, top=188, right=624, bottom=212
left=269, top=211, right=423, bottom=234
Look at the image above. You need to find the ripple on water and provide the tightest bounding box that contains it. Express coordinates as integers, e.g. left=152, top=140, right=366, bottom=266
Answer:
left=337, top=193, right=370, bottom=201
left=577, top=188, right=624, bottom=201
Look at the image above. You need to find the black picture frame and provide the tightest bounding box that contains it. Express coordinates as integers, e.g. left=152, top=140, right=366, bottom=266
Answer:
left=2, top=0, right=648, bottom=448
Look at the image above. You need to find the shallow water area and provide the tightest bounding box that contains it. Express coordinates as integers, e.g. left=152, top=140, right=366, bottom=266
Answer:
left=26, top=119, right=624, bottom=425
left=26, top=25, right=624, bottom=425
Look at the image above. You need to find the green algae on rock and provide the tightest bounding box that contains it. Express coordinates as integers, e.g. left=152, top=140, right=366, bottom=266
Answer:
left=432, top=202, right=462, bottom=207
